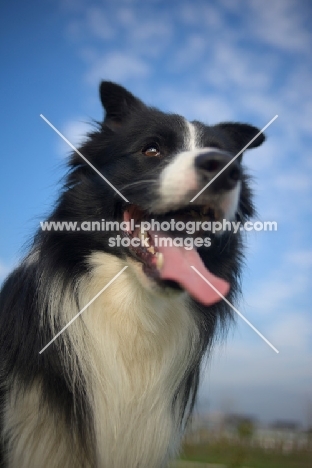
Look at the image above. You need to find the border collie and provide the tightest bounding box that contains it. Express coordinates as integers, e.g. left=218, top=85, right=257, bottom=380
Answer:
left=0, top=82, right=264, bottom=467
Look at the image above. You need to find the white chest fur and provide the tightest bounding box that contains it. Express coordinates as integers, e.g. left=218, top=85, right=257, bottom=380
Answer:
left=80, top=252, right=200, bottom=467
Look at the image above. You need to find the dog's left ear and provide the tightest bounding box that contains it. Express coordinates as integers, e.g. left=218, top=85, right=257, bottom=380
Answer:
left=217, top=122, right=265, bottom=150
left=100, top=81, right=145, bottom=131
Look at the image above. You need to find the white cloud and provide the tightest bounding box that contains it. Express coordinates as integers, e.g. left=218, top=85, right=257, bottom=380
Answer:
left=183, top=95, right=235, bottom=123
left=58, top=119, right=93, bottom=157
left=243, top=138, right=282, bottom=172
left=245, top=279, right=301, bottom=316
left=244, top=248, right=312, bottom=316
left=172, top=34, right=207, bottom=68
left=249, top=0, right=312, bottom=53
left=286, top=249, right=312, bottom=268
left=117, top=10, right=173, bottom=45
left=85, top=7, right=116, bottom=40
left=273, top=172, right=312, bottom=192
left=269, top=313, right=311, bottom=350
left=152, top=86, right=236, bottom=123
left=204, top=43, right=272, bottom=92
left=179, top=2, right=223, bottom=29
left=85, top=52, right=150, bottom=85
left=67, top=2, right=175, bottom=60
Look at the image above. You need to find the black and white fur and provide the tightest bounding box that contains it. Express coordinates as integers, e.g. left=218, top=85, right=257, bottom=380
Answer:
left=0, top=82, right=264, bottom=467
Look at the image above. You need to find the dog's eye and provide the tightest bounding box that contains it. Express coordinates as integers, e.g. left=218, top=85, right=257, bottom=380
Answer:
left=142, top=146, right=160, bottom=157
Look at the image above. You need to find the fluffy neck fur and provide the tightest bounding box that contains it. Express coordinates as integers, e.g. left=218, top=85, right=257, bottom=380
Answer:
left=79, top=252, right=201, bottom=467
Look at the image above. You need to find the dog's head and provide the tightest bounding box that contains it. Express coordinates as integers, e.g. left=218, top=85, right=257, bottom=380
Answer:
left=68, top=82, right=265, bottom=305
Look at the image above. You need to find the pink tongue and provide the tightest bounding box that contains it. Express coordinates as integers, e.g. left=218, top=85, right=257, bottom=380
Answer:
left=151, top=231, right=230, bottom=306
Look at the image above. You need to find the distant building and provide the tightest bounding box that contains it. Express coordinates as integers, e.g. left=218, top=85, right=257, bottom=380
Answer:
left=184, top=412, right=311, bottom=452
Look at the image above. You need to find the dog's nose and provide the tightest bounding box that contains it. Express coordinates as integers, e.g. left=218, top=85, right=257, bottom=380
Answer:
left=195, top=149, right=241, bottom=191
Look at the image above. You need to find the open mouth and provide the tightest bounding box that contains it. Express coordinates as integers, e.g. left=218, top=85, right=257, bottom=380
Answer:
left=123, top=204, right=230, bottom=306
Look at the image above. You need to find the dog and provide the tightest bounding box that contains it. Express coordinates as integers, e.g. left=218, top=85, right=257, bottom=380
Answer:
left=0, top=82, right=264, bottom=467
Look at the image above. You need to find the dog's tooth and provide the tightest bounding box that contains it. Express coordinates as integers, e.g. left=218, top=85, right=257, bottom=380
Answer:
left=147, top=246, right=155, bottom=255
left=140, top=228, right=150, bottom=247
left=155, top=252, right=164, bottom=270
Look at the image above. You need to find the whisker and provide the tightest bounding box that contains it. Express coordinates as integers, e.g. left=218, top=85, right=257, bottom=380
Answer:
left=120, top=179, right=158, bottom=191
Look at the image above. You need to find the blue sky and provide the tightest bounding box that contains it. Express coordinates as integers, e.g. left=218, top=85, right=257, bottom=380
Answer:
left=1, top=0, right=312, bottom=426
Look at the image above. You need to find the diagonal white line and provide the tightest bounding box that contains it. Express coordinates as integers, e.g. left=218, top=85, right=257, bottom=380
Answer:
left=191, top=266, right=279, bottom=353
left=39, top=266, right=128, bottom=354
left=190, top=115, right=278, bottom=203
left=40, top=114, right=129, bottom=203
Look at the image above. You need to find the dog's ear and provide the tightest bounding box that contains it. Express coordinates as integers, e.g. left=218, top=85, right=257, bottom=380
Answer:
left=100, top=81, right=145, bottom=130
left=217, top=122, right=265, bottom=150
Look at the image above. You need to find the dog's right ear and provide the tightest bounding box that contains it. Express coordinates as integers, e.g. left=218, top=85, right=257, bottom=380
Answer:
left=100, top=81, right=145, bottom=131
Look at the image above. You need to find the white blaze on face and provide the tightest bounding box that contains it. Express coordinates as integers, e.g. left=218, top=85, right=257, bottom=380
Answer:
left=185, top=120, right=198, bottom=152
left=158, top=120, right=200, bottom=210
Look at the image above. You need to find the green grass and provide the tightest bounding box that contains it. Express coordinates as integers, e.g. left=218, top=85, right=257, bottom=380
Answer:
left=176, top=441, right=312, bottom=468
